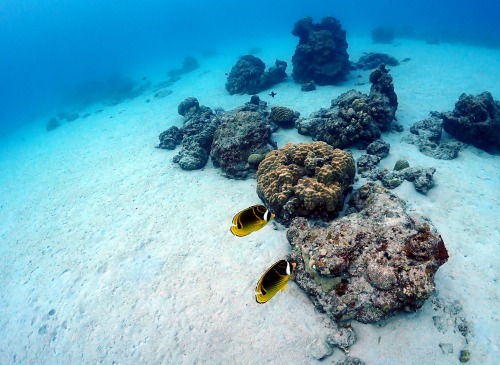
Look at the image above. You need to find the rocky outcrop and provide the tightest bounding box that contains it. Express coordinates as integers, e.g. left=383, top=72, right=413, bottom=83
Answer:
left=441, top=91, right=500, bottom=153
left=171, top=97, right=219, bottom=170
left=287, top=183, right=449, bottom=323
left=296, top=65, right=398, bottom=149
left=210, top=101, right=274, bottom=179
left=225, top=55, right=287, bottom=95
left=291, top=16, right=350, bottom=85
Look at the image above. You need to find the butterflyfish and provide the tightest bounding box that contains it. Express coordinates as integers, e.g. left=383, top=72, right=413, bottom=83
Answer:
left=230, top=204, right=274, bottom=237
left=255, top=259, right=296, bottom=304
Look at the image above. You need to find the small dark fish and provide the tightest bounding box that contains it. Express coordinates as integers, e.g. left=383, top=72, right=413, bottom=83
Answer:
left=269, top=91, right=277, bottom=98
left=225, top=72, right=229, bottom=76
left=230, top=204, right=274, bottom=237
left=255, top=260, right=296, bottom=303
left=401, top=58, right=411, bottom=62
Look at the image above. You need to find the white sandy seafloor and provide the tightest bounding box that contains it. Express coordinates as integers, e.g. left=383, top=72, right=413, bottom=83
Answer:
left=0, top=36, right=499, bottom=365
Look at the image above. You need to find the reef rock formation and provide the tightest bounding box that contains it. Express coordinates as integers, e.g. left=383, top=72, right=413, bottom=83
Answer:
left=368, top=64, right=398, bottom=132
left=287, top=183, right=448, bottom=324
left=291, top=16, right=350, bottom=85
left=210, top=102, right=274, bottom=179
left=225, top=55, right=287, bottom=95
left=404, top=114, right=465, bottom=160
left=354, top=52, right=400, bottom=71
left=172, top=97, right=219, bottom=170
left=441, top=91, right=500, bottom=152
left=296, top=65, right=398, bottom=149
left=269, top=106, right=300, bottom=128
left=256, top=141, right=355, bottom=226
left=157, top=126, right=183, bottom=150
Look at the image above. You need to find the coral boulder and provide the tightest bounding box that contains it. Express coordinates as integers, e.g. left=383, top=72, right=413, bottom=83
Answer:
left=287, top=183, right=448, bottom=323
left=256, top=141, right=355, bottom=225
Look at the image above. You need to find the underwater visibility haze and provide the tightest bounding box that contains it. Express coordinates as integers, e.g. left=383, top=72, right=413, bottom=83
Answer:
left=0, top=0, right=499, bottom=364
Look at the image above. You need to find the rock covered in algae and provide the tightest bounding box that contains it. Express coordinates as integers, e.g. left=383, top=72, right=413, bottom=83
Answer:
left=296, top=65, right=398, bottom=149
left=442, top=91, right=500, bottom=153
left=210, top=109, right=273, bottom=179
left=172, top=97, right=218, bottom=170
left=287, top=183, right=448, bottom=323
left=256, top=141, right=355, bottom=226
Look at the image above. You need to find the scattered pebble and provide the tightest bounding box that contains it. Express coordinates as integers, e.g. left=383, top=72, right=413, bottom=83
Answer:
left=459, top=349, right=471, bottom=362
left=306, top=338, right=333, bottom=360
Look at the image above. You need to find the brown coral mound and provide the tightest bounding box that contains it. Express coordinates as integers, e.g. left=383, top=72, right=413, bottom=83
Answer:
left=269, top=106, right=298, bottom=128
left=287, top=183, right=449, bottom=323
left=256, top=141, right=355, bottom=225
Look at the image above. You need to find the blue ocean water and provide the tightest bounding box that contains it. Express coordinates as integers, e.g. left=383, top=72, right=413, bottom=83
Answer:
left=0, top=0, right=499, bottom=137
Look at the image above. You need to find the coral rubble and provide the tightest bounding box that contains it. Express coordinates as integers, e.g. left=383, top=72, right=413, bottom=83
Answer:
left=256, top=141, right=355, bottom=226
left=287, top=183, right=448, bottom=324
left=291, top=16, right=350, bottom=85
left=404, top=115, right=464, bottom=159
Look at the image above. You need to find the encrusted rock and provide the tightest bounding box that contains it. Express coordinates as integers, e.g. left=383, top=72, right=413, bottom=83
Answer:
left=366, top=139, right=390, bottom=158
left=210, top=108, right=273, bottom=179
left=178, top=97, right=200, bottom=116
left=296, top=65, right=397, bottom=149
left=326, top=326, right=357, bottom=350
left=377, top=168, right=404, bottom=189
left=256, top=141, right=355, bottom=226
left=394, top=159, right=410, bottom=171
left=404, top=115, right=464, bottom=160
left=172, top=97, right=218, bottom=170
left=400, top=167, right=436, bottom=194
left=441, top=91, right=500, bottom=152
left=287, top=183, right=448, bottom=323
left=356, top=154, right=381, bottom=178
left=157, top=126, right=183, bottom=150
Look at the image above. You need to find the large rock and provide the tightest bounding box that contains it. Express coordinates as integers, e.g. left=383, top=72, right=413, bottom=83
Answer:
left=171, top=97, right=218, bottom=170
left=256, top=141, right=355, bottom=226
left=296, top=65, right=397, bottom=149
left=225, top=55, right=287, bottom=95
left=291, top=16, right=350, bottom=85
left=441, top=91, right=500, bottom=152
left=211, top=105, right=274, bottom=179
left=287, top=183, right=448, bottom=323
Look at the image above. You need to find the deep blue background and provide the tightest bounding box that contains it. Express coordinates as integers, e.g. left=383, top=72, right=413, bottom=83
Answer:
left=1, top=0, right=499, bottom=136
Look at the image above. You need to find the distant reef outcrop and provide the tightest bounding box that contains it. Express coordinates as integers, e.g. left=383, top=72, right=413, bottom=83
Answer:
left=405, top=91, right=500, bottom=156
left=291, top=16, right=350, bottom=86
left=225, top=55, right=287, bottom=95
